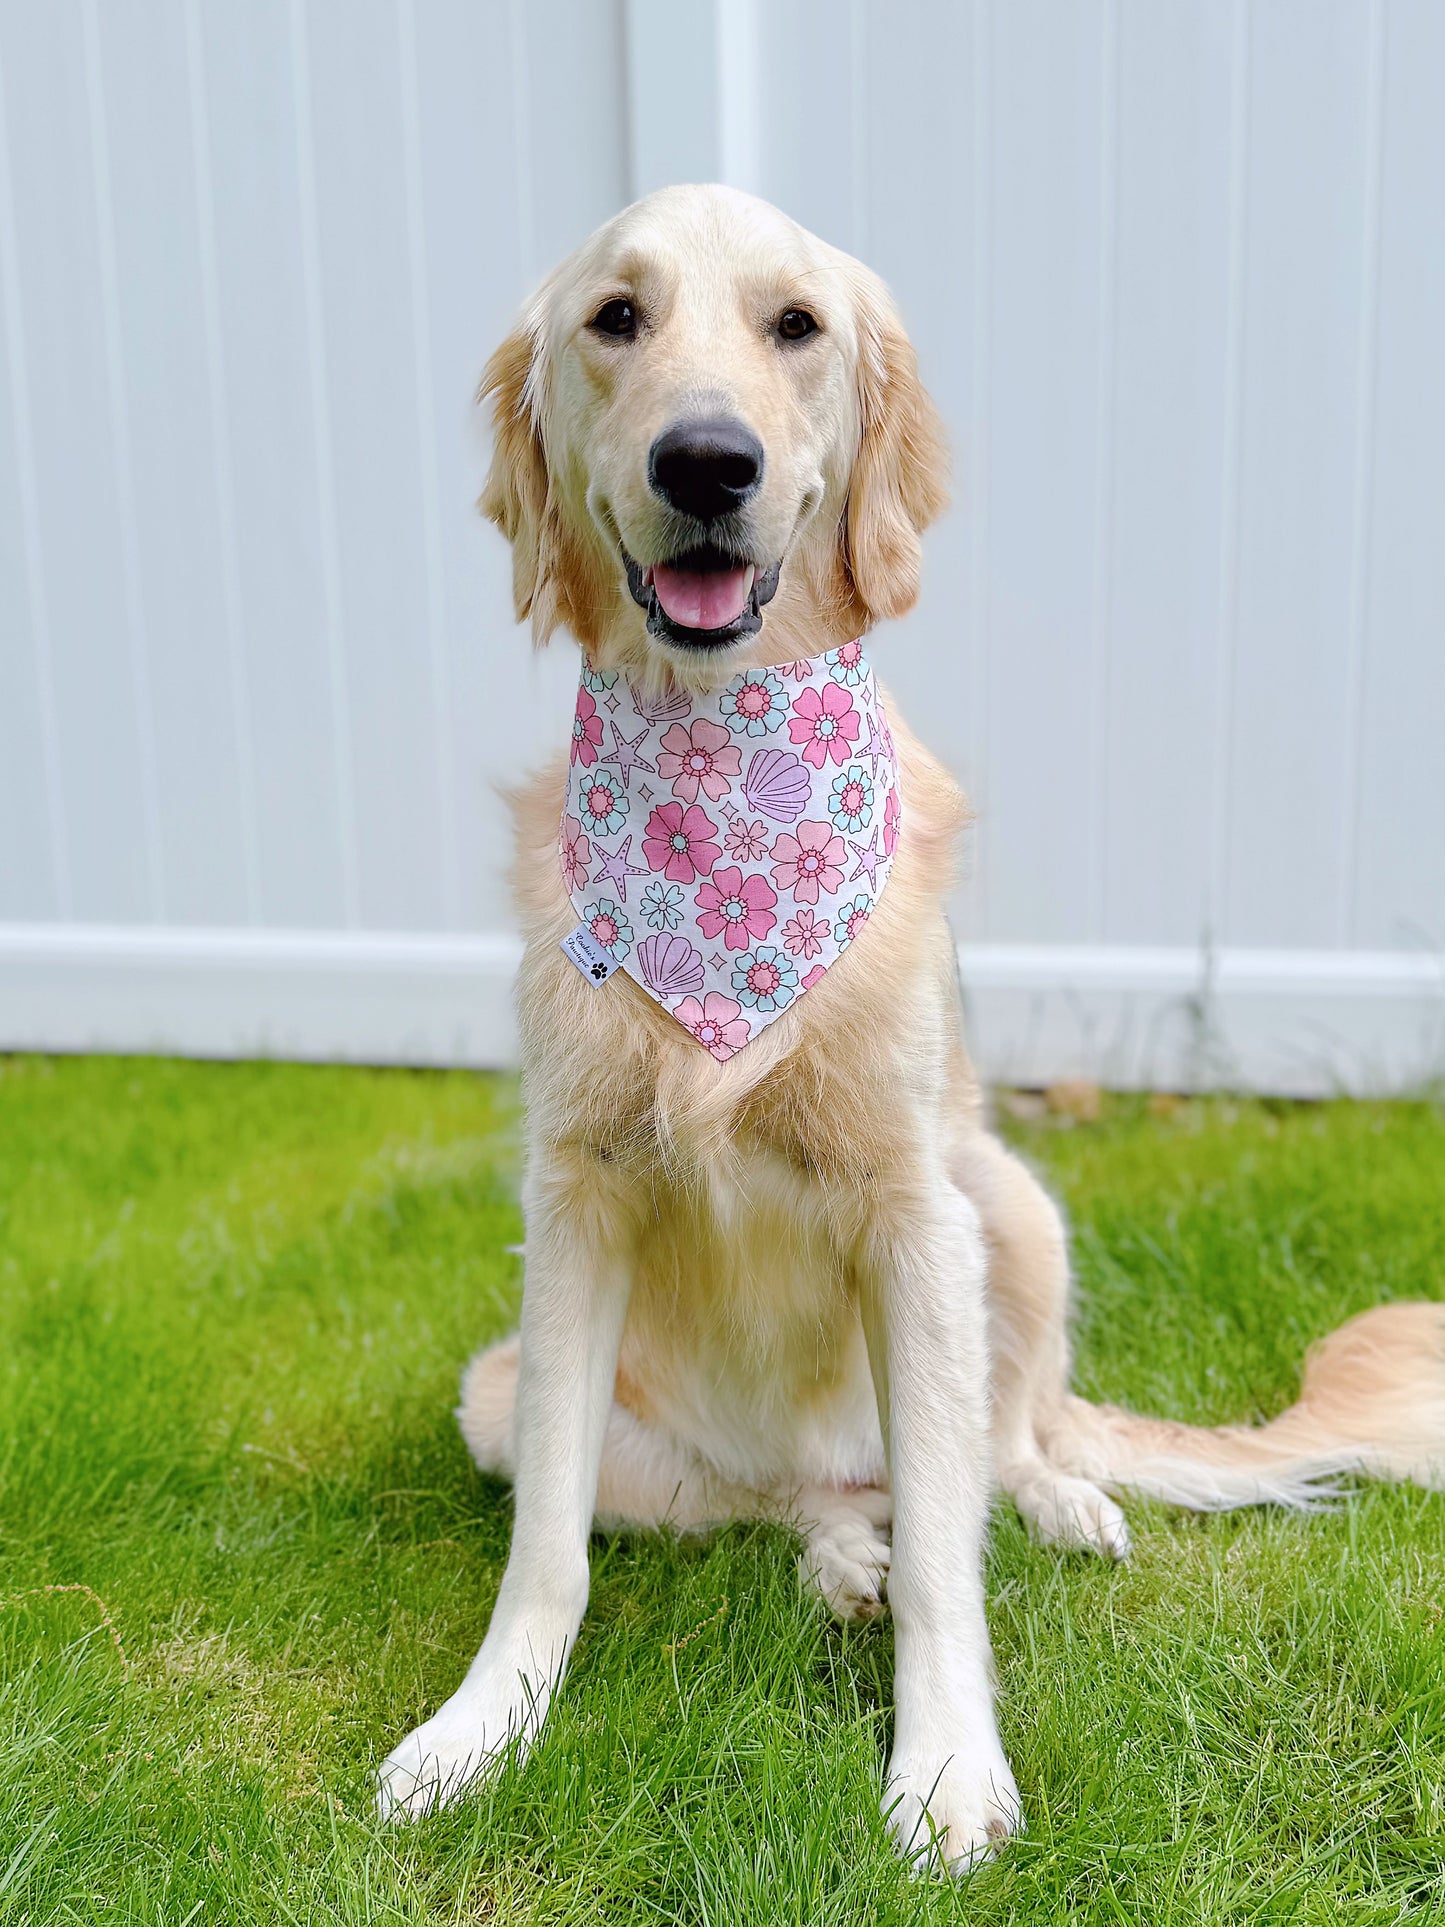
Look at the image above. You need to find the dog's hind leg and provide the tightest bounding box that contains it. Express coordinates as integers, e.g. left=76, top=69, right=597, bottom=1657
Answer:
left=455, top=1334, right=521, bottom=1479
left=460, top=1336, right=891, bottom=1615
left=460, top=1334, right=744, bottom=1529
left=954, top=1131, right=1131, bottom=1560
left=957, top=1132, right=1445, bottom=1523
left=791, top=1482, right=892, bottom=1622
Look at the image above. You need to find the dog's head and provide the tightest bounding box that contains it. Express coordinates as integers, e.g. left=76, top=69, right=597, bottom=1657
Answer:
left=480, top=185, right=947, bottom=684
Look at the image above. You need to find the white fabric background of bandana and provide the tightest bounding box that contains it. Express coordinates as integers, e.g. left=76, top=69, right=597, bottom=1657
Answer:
left=560, top=641, right=900, bottom=1060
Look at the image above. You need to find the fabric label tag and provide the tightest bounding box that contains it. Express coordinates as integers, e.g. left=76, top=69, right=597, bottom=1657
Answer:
left=560, top=922, right=617, bottom=985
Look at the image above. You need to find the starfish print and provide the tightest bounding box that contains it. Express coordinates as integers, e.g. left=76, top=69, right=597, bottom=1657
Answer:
left=849, top=830, right=883, bottom=887
left=599, top=721, right=655, bottom=783
left=860, top=711, right=887, bottom=774
left=593, top=834, right=649, bottom=901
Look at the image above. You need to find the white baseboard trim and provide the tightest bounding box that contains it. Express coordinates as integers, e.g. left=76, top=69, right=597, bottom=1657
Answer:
left=1, top=924, right=1442, bottom=1096
left=0, top=925, right=524, bottom=1073
left=958, top=943, right=1445, bottom=1096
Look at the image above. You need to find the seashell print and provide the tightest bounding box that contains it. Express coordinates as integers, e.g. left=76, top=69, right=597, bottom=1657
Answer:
left=742, top=746, right=810, bottom=823
left=631, top=683, right=692, bottom=727
left=636, top=932, right=705, bottom=998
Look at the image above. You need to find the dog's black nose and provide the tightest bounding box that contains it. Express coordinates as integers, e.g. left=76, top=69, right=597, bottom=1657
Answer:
left=648, top=418, right=763, bottom=522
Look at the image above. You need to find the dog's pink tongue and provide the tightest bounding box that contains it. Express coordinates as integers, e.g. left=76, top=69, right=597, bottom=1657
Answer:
left=652, top=561, right=753, bottom=631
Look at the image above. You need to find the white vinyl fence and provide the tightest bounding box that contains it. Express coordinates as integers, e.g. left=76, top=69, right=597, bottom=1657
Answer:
left=2, top=0, right=1443, bottom=1092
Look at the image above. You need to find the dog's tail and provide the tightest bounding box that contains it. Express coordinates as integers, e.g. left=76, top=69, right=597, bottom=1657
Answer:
left=1044, top=1302, right=1445, bottom=1511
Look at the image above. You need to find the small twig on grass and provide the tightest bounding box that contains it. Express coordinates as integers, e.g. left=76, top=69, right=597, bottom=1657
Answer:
left=4, top=1583, right=130, bottom=1673
left=663, top=1597, right=728, bottom=1654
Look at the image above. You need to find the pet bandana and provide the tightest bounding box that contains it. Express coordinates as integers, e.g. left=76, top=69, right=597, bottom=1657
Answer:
left=559, top=640, right=900, bottom=1060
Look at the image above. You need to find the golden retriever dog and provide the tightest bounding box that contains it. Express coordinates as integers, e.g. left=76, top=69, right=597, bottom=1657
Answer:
left=378, top=185, right=1445, bottom=1871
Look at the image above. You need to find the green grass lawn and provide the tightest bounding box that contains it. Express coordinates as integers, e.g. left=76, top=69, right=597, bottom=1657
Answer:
left=2, top=1057, right=1443, bottom=1924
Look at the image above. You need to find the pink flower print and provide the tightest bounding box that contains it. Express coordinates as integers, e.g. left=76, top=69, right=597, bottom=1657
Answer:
left=787, top=682, right=858, bottom=768
left=578, top=769, right=628, bottom=839
left=656, top=717, right=742, bottom=803
left=582, top=895, right=632, bottom=960
left=560, top=815, right=592, bottom=892
left=782, top=907, right=829, bottom=959
left=643, top=800, right=721, bottom=885
left=826, top=637, right=867, bottom=686
left=883, top=783, right=901, bottom=857
left=724, top=816, right=768, bottom=863
left=769, top=820, right=845, bottom=904
left=837, top=893, right=872, bottom=946
left=571, top=686, right=604, bottom=767
left=695, top=866, right=778, bottom=950
left=801, top=964, right=826, bottom=989
left=827, top=764, right=874, bottom=835
left=731, top=944, right=798, bottom=1013
left=673, top=990, right=751, bottom=1062
left=719, top=667, right=787, bottom=736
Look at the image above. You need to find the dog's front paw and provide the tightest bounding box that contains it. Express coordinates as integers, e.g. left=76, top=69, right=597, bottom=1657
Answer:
left=883, top=1744, right=1022, bottom=1875
left=377, top=1676, right=543, bottom=1821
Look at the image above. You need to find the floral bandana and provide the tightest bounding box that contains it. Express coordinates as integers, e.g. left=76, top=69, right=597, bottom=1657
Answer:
left=559, top=639, right=900, bottom=1060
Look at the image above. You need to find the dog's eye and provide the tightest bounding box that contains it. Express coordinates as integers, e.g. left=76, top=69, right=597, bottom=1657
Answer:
left=590, top=298, right=638, bottom=339
left=776, top=308, right=819, bottom=343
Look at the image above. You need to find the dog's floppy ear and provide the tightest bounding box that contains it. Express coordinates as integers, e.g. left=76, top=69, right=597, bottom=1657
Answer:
left=479, top=319, right=551, bottom=635
left=842, top=282, right=949, bottom=625
left=479, top=314, right=613, bottom=649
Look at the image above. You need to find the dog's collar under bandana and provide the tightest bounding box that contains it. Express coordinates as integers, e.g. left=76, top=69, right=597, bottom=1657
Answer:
left=559, top=641, right=901, bottom=1059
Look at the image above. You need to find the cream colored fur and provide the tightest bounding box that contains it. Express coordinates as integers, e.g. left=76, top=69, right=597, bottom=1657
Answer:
left=378, top=186, right=1445, bottom=1872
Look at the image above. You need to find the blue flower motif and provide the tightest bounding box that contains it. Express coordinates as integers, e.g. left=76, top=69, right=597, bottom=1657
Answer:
left=581, top=662, right=618, bottom=694
left=719, top=667, right=786, bottom=736
left=828, top=764, right=875, bottom=835
left=836, top=894, right=873, bottom=947
left=825, top=639, right=868, bottom=686
left=578, top=770, right=628, bottom=839
left=641, top=879, right=685, bottom=931
left=582, top=896, right=633, bottom=960
left=731, top=943, right=799, bottom=1013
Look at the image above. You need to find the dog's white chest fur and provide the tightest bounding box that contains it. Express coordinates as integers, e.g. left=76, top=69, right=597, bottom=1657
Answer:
left=618, top=1149, right=885, bottom=1490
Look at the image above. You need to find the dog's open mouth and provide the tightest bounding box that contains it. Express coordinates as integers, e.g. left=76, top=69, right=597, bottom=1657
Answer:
left=625, top=544, right=781, bottom=649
